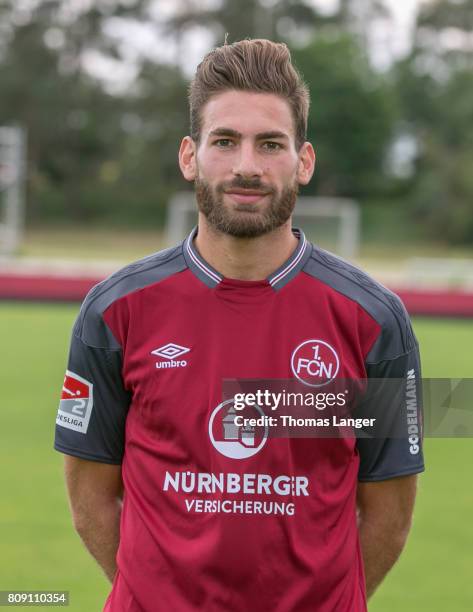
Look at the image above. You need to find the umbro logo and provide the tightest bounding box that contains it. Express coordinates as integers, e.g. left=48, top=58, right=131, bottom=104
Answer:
left=151, top=343, right=190, bottom=369
left=152, top=343, right=190, bottom=359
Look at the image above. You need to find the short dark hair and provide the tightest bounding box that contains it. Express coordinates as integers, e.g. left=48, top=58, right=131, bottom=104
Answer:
left=189, top=39, right=310, bottom=150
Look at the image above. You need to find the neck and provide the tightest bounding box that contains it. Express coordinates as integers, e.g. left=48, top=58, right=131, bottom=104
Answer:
left=194, top=214, right=299, bottom=281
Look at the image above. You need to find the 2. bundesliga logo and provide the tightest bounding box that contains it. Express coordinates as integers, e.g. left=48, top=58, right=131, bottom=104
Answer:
left=291, top=339, right=340, bottom=387
left=56, top=370, right=93, bottom=433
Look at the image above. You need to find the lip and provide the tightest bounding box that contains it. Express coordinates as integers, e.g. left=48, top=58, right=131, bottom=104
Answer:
left=225, top=190, right=269, bottom=204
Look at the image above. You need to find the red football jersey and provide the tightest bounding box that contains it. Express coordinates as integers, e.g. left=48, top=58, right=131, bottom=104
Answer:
left=55, top=228, right=424, bottom=611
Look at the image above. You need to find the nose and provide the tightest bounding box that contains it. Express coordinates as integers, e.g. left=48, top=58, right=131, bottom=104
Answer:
left=232, top=143, right=263, bottom=178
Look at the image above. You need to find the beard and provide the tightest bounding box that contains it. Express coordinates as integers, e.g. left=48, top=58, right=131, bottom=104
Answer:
left=195, top=174, right=299, bottom=239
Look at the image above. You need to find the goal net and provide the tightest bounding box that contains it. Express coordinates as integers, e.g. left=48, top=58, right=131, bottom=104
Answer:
left=166, top=193, right=360, bottom=260
left=0, top=126, right=26, bottom=257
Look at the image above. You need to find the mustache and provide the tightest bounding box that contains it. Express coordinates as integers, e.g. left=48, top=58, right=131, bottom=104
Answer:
left=216, top=178, right=275, bottom=194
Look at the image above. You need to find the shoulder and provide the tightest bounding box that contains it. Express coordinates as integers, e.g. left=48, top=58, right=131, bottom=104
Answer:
left=304, top=245, right=416, bottom=359
left=74, top=243, right=186, bottom=348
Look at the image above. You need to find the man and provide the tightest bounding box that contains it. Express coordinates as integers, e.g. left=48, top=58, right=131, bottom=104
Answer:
left=55, top=39, right=424, bottom=611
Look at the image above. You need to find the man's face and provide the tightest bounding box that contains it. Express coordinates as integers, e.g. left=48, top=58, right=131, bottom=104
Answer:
left=179, top=90, right=315, bottom=238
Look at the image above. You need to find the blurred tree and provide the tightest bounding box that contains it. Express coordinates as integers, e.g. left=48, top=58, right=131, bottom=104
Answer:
left=3, top=0, right=471, bottom=246
left=395, top=0, right=473, bottom=244
left=417, top=0, right=473, bottom=33
left=292, top=33, right=396, bottom=199
left=334, top=0, right=392, bottom=49
left=0, top=0, right=398, bottom=227
left=0, top=0, right=188, bottom=226
left=0, top=17, right=119, bottom=222
left=161, top=0, right=394, bottom=49
left=104, top=59, right=189, bottom=227
left=161, top=0, right=325, bottom=46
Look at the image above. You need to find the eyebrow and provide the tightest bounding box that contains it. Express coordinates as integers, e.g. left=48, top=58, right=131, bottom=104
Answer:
left=208, top=128, right=289, bottom=141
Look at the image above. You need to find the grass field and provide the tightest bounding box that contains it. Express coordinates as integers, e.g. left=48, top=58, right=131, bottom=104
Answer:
left=0, top=304, right=472, bottom=611
left=19, top=226, right=473, bottom=263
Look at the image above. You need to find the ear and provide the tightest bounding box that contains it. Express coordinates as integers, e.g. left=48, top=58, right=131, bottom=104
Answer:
left=179, top=136, right=197, bottom=181
left=296, top=142, right=316, bottom=186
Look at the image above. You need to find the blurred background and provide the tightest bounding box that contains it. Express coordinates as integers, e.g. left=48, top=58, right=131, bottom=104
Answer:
left=0, top=0, right=472, bottom=610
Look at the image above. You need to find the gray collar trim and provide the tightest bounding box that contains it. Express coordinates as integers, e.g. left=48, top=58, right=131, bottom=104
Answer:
left=184, top=227, right=222, bottom=287
left=184, top=227, right=310, bottom=290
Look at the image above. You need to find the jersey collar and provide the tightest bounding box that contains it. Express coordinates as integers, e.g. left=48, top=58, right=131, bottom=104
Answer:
left=183, top=227, right=311, bottom=290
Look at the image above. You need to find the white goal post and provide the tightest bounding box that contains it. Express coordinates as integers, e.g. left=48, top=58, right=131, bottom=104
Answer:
left=166, top=193, right=360, bottom=260
left=0, top=125, right=26, bottom=257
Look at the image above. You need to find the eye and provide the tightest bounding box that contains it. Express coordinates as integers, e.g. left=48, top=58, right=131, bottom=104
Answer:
left=262, top=141, right=283, bottom=151
left=213, top=139, right=234, bottom=148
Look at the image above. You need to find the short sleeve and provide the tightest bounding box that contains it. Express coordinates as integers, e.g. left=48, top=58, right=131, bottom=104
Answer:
left=356, top=331, right=425, bottom=482
left=54, top=310, right=130, bottom=465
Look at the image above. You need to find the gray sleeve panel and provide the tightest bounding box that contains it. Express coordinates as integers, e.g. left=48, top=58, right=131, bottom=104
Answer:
left=75, top=244, right=187, bottom=349
left=303, top=246, right=423, bottom=480
left=55, top=243, right=187, bottom=464
left=303, top=248, right=416, bottom=359
left=355, top=346, right=425, bottom=481
left=54, top=334, right=130, bottom=464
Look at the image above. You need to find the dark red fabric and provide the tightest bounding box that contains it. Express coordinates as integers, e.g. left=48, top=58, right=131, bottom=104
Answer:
left=100, top=269, right=377, bottom=612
